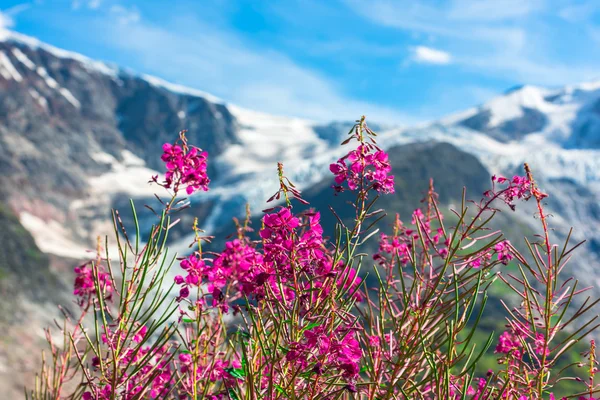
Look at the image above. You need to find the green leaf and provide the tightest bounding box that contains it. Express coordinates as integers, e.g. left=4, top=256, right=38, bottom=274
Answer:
left=228, top=388, right=240, bottom=400
left=301, top=321, right=321, bottom=332
left=237, top=329, right=251, bottom=340
left=225, top=367, right=245, bottom=379
left=275, top=384, right=289, bottom=396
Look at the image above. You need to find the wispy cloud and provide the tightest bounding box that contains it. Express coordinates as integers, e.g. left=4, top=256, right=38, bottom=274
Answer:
left=411, top=46, right=452, bottom=65
left=109, top=5, right=140, bottom=25
left=558, top=0, right=599, bottom=22
left=448, top=0, right=543, bottom=21
left=344, top=0, right=600, bottom=86
left=80, top=10, right=412, bottom=123
left=0, top=3, right=31, bottom=29
left=0, top=11, right=13, bottom=29
left=88, top=0, right=102, bottom=10
left=72, top=0, right=102, bottom=11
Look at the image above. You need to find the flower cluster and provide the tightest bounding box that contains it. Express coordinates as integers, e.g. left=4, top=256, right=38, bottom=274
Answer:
left=330, top=144, right=395, bottom=194
left=286, top=325, right=362, bottom=380
left=494, top=240, right=514, bottom=265
left=486, top=174, right=532, bottom=210
left=156, top=131, right=210, bottom=195
left=373, top=209, right=448, bottom=270
left=73, top=262, right=113, bottom=305
left=495, top=330, right=523, bottom=357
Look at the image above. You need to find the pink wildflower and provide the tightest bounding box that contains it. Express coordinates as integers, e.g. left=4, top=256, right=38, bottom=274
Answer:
left=73, top=262, right=113, bottom=305
left=494, top=240, right=514, bottom=265
left=157, top=133, right=210, bottom=195
left=330, top=144, right=394, bottom=194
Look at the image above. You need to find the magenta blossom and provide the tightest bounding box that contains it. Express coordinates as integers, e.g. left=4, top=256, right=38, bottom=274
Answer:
left=330, top=144, right=394, bottom=194
left=156, top=132, right=210, bottom=195
left=74, top=262, right=113, bottom=305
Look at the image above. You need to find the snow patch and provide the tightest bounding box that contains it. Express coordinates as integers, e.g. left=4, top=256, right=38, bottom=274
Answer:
left=59, top=87, right=81, bottom=108
left=91, top=151, right=118, bottom=165
left=0, top=29, right=118, bottom=77
left=36, top=66, right=58, bottom=89
left=221, top=105, right=327, bottom=177
left=28, top=88, right=48, bottom=109
left=0, top=51, right=22, bottom=82
left=122, top=150, right=146, bottom=167
left=19, top=212, right=92, bottom=259
left=11, top=47, right=35, bottom=70
left=484, top=85, right=551, bottom=127
left=89, top=160, right=159, bottom=198
left=141, top=74, right=223, bottom=104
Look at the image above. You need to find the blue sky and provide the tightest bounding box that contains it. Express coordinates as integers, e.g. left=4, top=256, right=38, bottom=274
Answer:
left=1, top=0, right=600, bottom=123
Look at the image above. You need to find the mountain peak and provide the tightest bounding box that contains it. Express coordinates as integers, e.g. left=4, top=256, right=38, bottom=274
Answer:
left=0, top=29, right=228, bottom=105
left=0, top=28, right=119, bottom=77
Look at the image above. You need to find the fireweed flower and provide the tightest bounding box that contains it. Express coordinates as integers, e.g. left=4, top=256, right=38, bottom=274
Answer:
left=330, top=144, right=395, bottom=194
left=212, top=238, right=265, bottom=296
left=494, top=240, right=514, bottom=265
left=495, top=330, right=523, bottom=358
left=35, top=130, right=600, bottom=400
left=286, top=325, right=363, bottom=381
left=534, top=332, right=550, bottom=356
left=73, top=262, right=113, bottom=305
left=486, top=174, right=532, bottom=210
left=175, top=253, right=207, bottom=300
left=155, top=131, right=210, bottom=195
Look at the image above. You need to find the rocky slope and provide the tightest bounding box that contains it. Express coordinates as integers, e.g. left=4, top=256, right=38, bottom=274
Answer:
left=0, top=30, right=342, bottom=259
left=374, top=83, right=600, bottom=289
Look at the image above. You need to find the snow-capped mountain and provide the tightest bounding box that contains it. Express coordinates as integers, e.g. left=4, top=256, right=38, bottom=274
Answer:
left=0, top=29, right=352, bottom=260
left=375, top=82, right=600, bottom=289
left=2, top=28, right=600, bottom=267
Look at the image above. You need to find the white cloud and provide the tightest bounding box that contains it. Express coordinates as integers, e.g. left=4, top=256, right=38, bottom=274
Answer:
left=558, top=1, right=600, bottom=22
left=0, top=11, right=14, bottom=29
left=0, top=3, right=31, bottom=29
left=109, top=5, right=140, bottom=25
left=344, top=0, right=600, bottom=86
left=88, top=0, right=102, bottom=10
left=448, top=0, right=543, bottom=21
left=411, top=46, right=452, bottom=64
left=83, top=14, right=413, bottom=124
left=72, top=0, right=101, bottom=10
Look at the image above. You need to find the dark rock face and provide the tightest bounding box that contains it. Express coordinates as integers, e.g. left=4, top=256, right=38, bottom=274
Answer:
left=459, top=109, right=492, bottom=133
left=0, top=39, right=239, bottom=220
left=566, top=98, right=600, bottom=149
left=496, top=107, right=547, bottom=139
left=113, top=79, right=238, bottom=172
left=459, top=107, right=547, bottom=141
